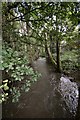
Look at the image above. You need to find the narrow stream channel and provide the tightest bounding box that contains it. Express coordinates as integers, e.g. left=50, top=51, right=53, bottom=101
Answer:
left=2, top=58, right=80, bottom=118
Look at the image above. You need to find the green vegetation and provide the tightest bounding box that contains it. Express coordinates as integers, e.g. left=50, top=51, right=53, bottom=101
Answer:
left=0, top=2, right=80, bottom=103
left=0, top=45, right=41, bottom=103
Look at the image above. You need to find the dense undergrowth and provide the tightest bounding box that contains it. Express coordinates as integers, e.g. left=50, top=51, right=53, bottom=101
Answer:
left=0, top=45, right=41, bottom=103
left=61, top=50, right=80, bottom=72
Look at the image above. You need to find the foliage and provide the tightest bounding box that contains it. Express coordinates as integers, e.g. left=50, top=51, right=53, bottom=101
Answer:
left=0, top=80, right=9, bottom=103
left=0, top=44, right=41, bottom=103
left=1, top=2, right=80, bottom=103
left=61, top=50, right=79, bottom=71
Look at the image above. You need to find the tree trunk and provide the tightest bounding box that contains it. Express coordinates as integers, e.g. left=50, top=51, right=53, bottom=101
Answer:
left=45, top=38, right=57, bottom=66
left=56, top=39, right=61, bottom=72
left=56, top=11, right=61, bottom=72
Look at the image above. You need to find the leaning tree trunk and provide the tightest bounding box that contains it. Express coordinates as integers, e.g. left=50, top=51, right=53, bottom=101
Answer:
left=45, top=38, right=57, bottom=67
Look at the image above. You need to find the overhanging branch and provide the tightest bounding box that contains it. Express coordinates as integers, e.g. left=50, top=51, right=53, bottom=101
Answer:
left=7, top=3, right=50, bottom=23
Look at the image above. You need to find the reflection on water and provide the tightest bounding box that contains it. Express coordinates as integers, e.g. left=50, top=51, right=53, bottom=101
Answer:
left=2, top=58, right=80, bottom=118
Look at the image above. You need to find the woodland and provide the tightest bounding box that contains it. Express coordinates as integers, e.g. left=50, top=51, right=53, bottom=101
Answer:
left=0, top=2, right=80, bottom=107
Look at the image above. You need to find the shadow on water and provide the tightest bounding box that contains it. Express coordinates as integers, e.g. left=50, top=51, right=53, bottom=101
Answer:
left=2, top=57, right=80, bottom=118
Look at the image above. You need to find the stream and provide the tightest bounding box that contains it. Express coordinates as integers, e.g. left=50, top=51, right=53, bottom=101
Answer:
left=2, top=58, right=80, bottom=118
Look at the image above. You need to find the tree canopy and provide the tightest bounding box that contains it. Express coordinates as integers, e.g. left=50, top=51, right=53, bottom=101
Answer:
left=0, top=2, right=80, bottom=103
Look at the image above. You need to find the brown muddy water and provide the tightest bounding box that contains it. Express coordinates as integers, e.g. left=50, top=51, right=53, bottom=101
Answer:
left=2, top=58, right=80, bottom=118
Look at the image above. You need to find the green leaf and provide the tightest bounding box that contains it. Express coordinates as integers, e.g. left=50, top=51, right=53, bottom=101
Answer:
left=25, top=87, right=30, bottom=92
left=3, top=79, right=8, bottom=83
left=31, top=12, right=38, bottom=19
left=4, top=85, right=9, bottom=90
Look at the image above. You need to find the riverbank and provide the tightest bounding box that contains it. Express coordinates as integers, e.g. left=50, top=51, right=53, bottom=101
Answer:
left=2, top=58, right=80, bottom=118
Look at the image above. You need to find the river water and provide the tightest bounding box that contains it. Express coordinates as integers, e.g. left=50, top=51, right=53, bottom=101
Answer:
left=2, top=58, right=80, bottom=118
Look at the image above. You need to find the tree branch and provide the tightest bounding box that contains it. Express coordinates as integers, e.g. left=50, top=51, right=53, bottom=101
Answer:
left=7, top=3, right=50, bottom=23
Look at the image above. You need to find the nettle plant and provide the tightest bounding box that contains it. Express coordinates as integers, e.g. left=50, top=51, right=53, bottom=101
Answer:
left=0, top=46, right=41, bottom=103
